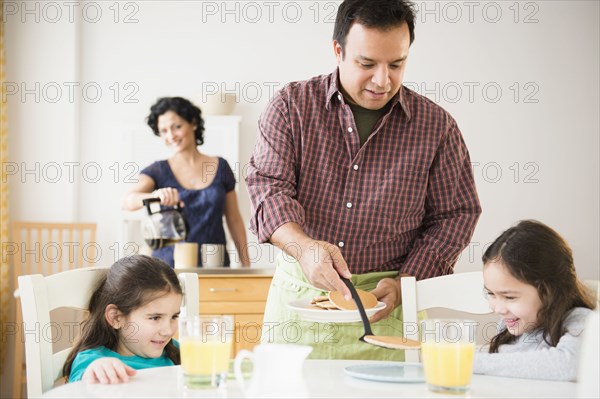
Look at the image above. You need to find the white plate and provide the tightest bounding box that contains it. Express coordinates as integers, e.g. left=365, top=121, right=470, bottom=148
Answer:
left=344, top=363, right=425, bottom=383
left=287, top=299, right=386, bottom=323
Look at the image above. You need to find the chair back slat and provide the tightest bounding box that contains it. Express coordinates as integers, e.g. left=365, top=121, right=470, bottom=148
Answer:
left=401, top=271, right=493, bottom=363
left=583, top=280, right=599, bottom=305
left=11, top=221, right=98, bottom=284
left=416, top=272, right=489, bottom=314
left=52, top=349, right=71, bottom=383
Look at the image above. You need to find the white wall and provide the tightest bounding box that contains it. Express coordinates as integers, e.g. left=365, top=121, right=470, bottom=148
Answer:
left=5, top=1, right=599, bottom=278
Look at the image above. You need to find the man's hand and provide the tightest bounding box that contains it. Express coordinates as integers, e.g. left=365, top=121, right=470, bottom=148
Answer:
left=82, top=358, right=137, bottom=384
left=369, top=277, right=402, bottom=323
left=270, top=222, right=352, bottom=300
left=297, top=239, right=352, bottom=299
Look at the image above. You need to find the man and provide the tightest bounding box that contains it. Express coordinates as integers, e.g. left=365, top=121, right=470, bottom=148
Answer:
left=246, top=0, right=481, bottom=359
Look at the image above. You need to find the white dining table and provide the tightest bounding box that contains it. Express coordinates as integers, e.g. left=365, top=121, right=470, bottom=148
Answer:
left=43, top=359, right=577, bottom=398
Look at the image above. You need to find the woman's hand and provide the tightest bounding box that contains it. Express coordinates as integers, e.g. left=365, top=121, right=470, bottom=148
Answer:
left=152, top=187, right=184, bottom=207
left=82, top=358, right=137, bottom=384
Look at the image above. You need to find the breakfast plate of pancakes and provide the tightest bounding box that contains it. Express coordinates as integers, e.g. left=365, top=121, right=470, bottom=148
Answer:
left=287, top=288, right=386, bottom=323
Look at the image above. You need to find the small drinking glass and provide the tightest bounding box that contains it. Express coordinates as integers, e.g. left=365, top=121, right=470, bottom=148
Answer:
left=420, top=319, right=477, bottom=394
left=179, top=316, right=233, bottom=389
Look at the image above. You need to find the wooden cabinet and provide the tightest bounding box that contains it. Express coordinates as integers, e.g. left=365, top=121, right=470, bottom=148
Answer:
left=197, top=274, right=272, bottom=356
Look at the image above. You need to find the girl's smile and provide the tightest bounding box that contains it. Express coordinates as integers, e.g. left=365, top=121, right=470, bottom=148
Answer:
left=115, top=292, right=183, bottom=358
left=483, top=260, right=543, bottom=336
left=503, top=318, right=520, bottom=328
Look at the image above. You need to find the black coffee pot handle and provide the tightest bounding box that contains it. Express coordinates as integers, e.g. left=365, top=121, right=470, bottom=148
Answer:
left=142, top=197, right=184, bottom=215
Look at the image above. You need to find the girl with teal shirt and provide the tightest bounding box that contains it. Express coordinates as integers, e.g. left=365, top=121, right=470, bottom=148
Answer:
left=63, top=255, right=183, bottom=384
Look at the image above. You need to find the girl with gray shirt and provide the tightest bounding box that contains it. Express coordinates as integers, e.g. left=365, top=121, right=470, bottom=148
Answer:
left=473, top=220, right=596, bottom=381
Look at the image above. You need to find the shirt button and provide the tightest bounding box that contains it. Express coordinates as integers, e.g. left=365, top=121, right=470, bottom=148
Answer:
left=346, top=202, right=352, bottom=208
left=338, top=241, right=345, bottom=247
left=353, top=165, right=359, bottom=171
left=337, top=94, right=342, bottom=101
left=347, top=127, right=353, bottom=133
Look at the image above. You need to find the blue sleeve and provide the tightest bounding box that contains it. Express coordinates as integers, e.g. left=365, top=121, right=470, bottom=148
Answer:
left=68, top=348, right=108, bottom=383
left=140, top=161, right=161, bottom=186
left=220, top=159, right=236, bottom=192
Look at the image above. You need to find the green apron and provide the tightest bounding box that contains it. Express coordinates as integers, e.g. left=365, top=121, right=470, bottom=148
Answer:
left=261, top=253, right=422, bottom=360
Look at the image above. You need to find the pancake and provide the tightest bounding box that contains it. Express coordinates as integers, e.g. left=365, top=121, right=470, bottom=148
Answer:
left=328, top=288, right=378, bottom=310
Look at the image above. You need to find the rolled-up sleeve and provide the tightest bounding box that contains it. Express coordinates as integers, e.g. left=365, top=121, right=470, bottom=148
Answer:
left=246, top=91, right=306, bottom=243
left=400, top=118, right=482, bottom=279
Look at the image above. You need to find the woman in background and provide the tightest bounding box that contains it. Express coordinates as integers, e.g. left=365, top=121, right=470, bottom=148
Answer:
left=122, top=97, right=250, bottom=267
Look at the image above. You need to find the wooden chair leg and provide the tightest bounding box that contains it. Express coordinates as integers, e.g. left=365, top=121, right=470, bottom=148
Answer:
left=13, top=300, right=24, bottom=399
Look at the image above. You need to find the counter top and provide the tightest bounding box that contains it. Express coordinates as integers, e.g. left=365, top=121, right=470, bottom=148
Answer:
left=175, top=267, right=275, bottom=276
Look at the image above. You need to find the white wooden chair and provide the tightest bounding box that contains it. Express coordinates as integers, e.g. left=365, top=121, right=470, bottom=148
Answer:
left=10, top=221, right=97, bottom=398
left=583, top=279, right=599, bottom=306
left=17, top=267, right=199, bottom=398
left=178, top=272, right=199, bottom=318
left=401, top=272, right=492, bottom=362
left=577, top=310, right=599, bottom=398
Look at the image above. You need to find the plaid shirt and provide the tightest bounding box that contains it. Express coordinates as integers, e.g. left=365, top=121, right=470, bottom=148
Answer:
left=246, top=70, right=481, bottom=279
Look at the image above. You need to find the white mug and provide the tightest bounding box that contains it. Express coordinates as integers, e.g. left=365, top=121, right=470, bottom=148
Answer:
left=201, top=243, right=225, bottom=268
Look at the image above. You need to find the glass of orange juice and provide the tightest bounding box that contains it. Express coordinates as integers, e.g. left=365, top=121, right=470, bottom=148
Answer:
left=420, top=319, right=477, bottom=394
left=179, top=315, right=233, bottom=389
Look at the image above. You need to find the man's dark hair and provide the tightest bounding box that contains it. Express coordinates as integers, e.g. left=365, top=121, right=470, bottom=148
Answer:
left=333, top=0, right=417, bottom=57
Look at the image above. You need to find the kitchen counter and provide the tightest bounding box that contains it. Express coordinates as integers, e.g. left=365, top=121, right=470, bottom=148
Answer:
left=175, top=267, right=275, bottom=276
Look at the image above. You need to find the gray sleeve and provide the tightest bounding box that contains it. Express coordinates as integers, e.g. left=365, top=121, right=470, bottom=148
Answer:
left=472, top=308, right=590, bottom=381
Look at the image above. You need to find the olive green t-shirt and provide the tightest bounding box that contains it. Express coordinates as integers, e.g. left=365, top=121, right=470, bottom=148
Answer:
left=348, top=102, right=390, bottom=146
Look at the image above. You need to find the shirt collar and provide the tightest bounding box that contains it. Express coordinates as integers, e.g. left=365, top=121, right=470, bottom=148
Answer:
left=325, top=70, right=342, bottom=108
left=326, top=67, right=412, bottom=121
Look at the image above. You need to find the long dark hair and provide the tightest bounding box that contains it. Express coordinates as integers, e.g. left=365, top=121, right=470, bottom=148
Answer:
left=146, top=96, right=205, bottom=146
left=483, top=220, right=596, bottom=352
left=333, top=0, right=417, bottom=57
left=63, top=255, right=183, bottom=380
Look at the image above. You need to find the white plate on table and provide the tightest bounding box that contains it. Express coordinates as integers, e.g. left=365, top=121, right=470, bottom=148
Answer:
left=344, top=362, right=425, bottom=383
left=287, top=299, right=386, bottom=323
